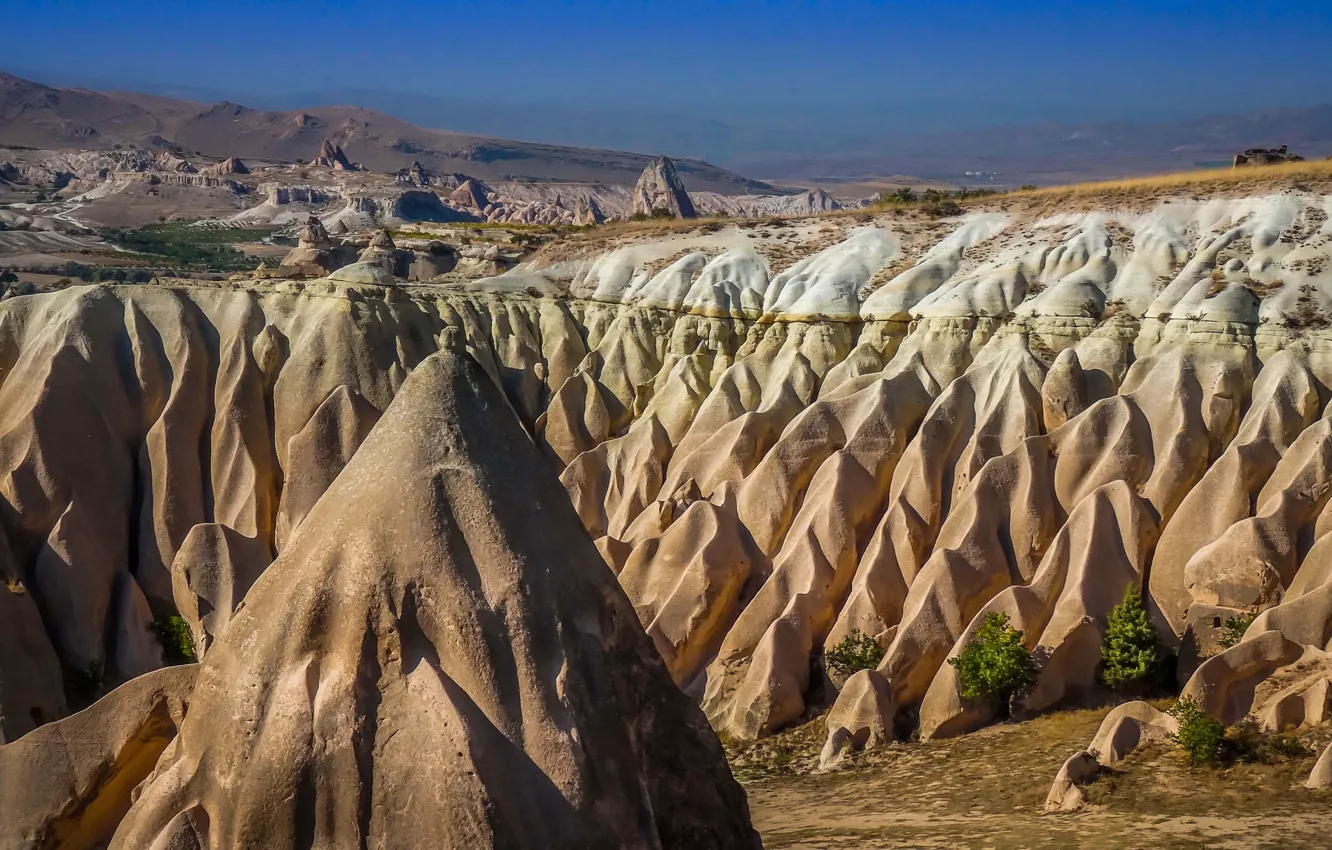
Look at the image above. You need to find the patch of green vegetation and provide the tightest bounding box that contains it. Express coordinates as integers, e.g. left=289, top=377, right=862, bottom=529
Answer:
left=1227, top=719, right=1312, bottom=764
left=1168, top=697, right=1225, bottom=766
left=100, top=223, right=274, bottom=272
left=629, top=208, right=678, bottom=222
left=825, top=629, right=885, bottom=678
left=155, top=614, right=198, bottom=665
left=949, top=611, right=1037, bottom=712
left=1218, top=609, right=1260, bottom=650
left=0, top=271, right=16, bottom=285
left=1100, top=585, right=1175, bottom=694
left=876, top=186, right=1002, bottom=210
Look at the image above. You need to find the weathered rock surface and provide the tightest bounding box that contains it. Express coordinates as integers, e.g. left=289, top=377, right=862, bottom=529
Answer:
left=0, top=665, right=196, bottom=849
left=633, top=155, right=697, bottom=219
left=310, top=139, right=354, bottom=170
left=109, top=346, right=759, bottom=849
left=8, top=189, right=1332, bottom=761
left=1043, top=701, right=1177, bottom=812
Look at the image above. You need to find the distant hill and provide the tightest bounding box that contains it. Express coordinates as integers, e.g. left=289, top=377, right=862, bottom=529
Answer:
left=0, top=71, right=777, bottom=194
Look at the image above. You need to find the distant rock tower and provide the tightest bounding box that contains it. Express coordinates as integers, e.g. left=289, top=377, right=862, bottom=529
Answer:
left=203, top=156, right=249, bottom=176
left=450, top=178, right=490, bottom=211
left=632, top=156, right=697, bottom=219
left=575, top=196, right=606, bottom=226
left=310, top=140, right=354, bottom=171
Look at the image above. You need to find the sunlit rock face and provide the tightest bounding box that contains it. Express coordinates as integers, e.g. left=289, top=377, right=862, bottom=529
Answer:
left=5, top=189, right=1332, bottom=756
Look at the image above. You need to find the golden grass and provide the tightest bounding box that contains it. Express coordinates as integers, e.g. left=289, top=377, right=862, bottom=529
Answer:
left=1003, top=158, right=1332, bottom=198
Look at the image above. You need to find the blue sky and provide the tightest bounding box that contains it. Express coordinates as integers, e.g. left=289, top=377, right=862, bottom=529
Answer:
left=7, top=0, right=1332, bottom=122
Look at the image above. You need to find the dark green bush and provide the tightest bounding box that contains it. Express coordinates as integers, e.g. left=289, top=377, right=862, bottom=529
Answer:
left=948, top=612, right=1037, bottom=710
left=1100, top=586, right=1172, bottom=693
left=155, top=615, right=198, bottom=664
left=825, top=629, right=885, bottom=677
left=1218, top=610, right=1259, bottom=650
left=1168, top=697, right=1225, bottom=766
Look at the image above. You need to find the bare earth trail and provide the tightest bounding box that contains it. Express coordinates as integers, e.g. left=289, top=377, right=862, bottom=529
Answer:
left=737, top=708, right=1332, bottom=849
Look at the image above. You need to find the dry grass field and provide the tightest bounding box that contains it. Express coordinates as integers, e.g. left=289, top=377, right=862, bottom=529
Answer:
left=730, top=706, right=1332, bottom=849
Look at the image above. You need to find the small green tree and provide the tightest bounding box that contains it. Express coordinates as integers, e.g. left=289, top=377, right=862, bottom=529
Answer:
left=1218, top=610, right=1259, bottom=650
left=825, top=629, right=885, bottom=678
left=1100, top=586, right=1170, bottom=693
left=1168, top=697, right=1225, bottom=766
left=949, top=612, right=1037, bottom=711
left=0, top=271, right=17, bottom=284
left=155, top=615, right=198, bottom=665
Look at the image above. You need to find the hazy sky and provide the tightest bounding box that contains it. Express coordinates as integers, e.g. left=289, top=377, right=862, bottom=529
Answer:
left=8, top=0, right=1332, bottom=124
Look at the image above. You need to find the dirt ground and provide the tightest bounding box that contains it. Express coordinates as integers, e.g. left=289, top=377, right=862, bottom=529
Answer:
left=732, top=706, right=1332, bottom=849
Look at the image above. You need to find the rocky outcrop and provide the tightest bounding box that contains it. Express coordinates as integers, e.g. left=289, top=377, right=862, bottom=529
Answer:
left=451, top=177, right=490, bottom=210
left=6, top=189, right=1332, bottom=761
left=109, top=345, right=759, bottom=849
left=202, top=156, right=249, bottom=176
left=310, top=139, right=354, bottom=170
left=1043, top=701, right=1178, bottom=812
left=575, top=195, right=606, bottom=225
left=1234, top=145, right=1306, bottom=167
left=0, top=665, right=196, bottom=848
left=633, top=155, right=697, bottom=219
left=278, top=213, right=336, bottom=276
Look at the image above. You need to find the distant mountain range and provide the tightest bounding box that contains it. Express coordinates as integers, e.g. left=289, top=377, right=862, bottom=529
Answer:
left=0, top=72, right=776, bottom=194
left=3, top=69, right=1331, bottom=188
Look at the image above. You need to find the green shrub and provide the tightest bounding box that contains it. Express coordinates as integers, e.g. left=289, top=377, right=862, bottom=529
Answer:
left=0, top=271, right=16, bottom=284
left=1100, top=586, right=1172, bottom=693
left=879, top=187, right=916, bottom=204
left=1168, top=697, right=1225, bottom=766
left=155, top=615, right=198, bottom=664
left=948, top=612, right=1037, bottom=710
left=1218, top=609, right=1259, bottom=650
left=825, top=629, right=885, bottom=677
left=1020, top=184, right=1039, bottom=191
left=1229, top=718, right=1312, bottom=763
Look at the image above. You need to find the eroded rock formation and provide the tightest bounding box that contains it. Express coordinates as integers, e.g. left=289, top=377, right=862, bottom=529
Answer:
left=633, top=155, right=697, bottom=219
left=7, top=188, right=1332, bottom=769
left=109, top=345, right=758, bottom=849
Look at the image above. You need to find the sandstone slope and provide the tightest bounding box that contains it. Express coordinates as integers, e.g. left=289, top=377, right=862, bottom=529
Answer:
left=5, top=175, right=1332, bottom=762
left=109, top=344, right=758, bottom=849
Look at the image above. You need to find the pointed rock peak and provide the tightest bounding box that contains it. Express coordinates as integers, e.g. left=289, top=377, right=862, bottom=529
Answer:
left=310, top=139, right=353, bottom=170
left=110, top=349, right=759, bottom=849
left=575, top=195, right=606, bottom=225
left=369, top=227, right=396, bottom=250
left=633, top=155, right=697, bottom=219
left=203, top=156, right=248, bottom=176
left=450, top=178, right=490, bottom=210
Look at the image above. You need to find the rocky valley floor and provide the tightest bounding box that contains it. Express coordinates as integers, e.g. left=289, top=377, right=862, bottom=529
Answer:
left=735, top=707, right=1332, bottom=849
